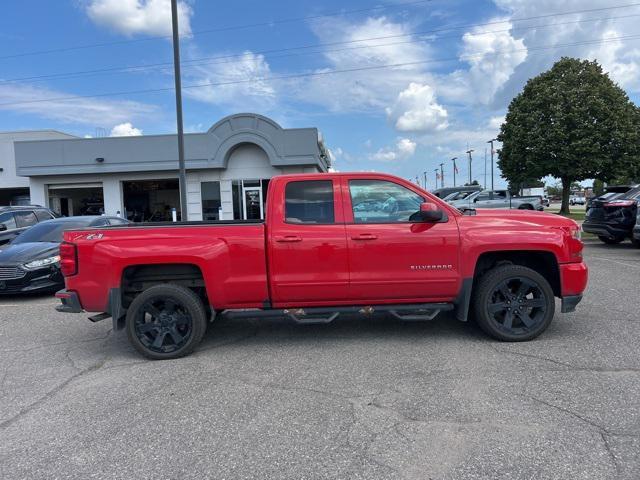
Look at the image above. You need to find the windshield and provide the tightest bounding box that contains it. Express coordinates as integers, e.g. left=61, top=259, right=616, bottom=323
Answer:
left=445, top=190, right=476, bottom=201
left=623, top=187, right=640, bottom=199
left=12, top=220, right=93, bottom=244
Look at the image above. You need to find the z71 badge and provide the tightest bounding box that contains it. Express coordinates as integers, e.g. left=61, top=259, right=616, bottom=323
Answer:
left=86, top=233, right=104, bottom=240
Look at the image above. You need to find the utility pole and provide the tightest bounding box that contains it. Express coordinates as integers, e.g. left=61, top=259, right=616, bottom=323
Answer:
left=171, top=0, right=188, bottom=221
left=451, top=157, right=457, bottom=187
left=434, top=168, right=439, bottom=187
left=487, top=138, right=497, bottom=191
left=466, top=149, right=474, bottom=185
left=439, top=163, right=445, bottom=188
left=423, top=171, right=427, bottom=189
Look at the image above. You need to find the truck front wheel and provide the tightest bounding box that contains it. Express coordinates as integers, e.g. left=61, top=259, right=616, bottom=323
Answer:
left=125, top=284, right=207, bottom=360
left=473, top=265, right=555, bottom=341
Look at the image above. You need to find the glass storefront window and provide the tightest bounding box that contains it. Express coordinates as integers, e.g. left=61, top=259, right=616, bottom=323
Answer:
left=231, top=179, right=270, bottom=220
left=201, top=181, right=221, bottom=221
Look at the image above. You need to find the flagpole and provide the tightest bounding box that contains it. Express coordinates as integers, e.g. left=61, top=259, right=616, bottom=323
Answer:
left=451, top=157, right=457, bottom=187
left=484, top=147, right=487, bottom=189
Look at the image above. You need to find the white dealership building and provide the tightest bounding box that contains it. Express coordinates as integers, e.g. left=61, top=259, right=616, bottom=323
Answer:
left=10, top=113, right=330, bottom=221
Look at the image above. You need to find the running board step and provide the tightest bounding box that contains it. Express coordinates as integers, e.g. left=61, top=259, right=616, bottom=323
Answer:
left=88, top=312, right=111, bottom=323
left=222, top=303, right=454, bottom=324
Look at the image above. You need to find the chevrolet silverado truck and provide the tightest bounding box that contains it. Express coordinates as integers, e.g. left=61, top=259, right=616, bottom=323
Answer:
left=55, top=173, right=587, bottom=360
left=448, top=189, right=544, bottom=211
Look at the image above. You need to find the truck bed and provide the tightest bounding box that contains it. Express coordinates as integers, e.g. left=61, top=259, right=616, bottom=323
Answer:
left=64, top=222, right=269, bottom=313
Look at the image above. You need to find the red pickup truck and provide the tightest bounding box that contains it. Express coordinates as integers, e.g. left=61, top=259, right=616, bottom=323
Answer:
left=56, top=172, right=588, bottom=359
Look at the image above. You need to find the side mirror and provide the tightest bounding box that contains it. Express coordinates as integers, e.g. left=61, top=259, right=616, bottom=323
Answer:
left=410, top=202, right=444, bottom=223
left=0, top=224, right=6, bottom=232
left=473, top=197, right=479, bottom=202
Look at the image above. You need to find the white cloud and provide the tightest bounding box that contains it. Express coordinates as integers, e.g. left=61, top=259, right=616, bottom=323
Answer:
left=489, top=0, right=640, bottom=93
left=439, top=19, right=527, bottom=105
left=370, top=138, right=416, bottom=162
left=586, top=29, right=640, bottom=91
left=0, top=83, right=158, bottom=126
left=110, top=122, right=143, bottom=136
left=488, top=115, right=505, bottom=129
left=85, top=0, right=192, bottom=37
left=184, top=51, right=276, bottom=110
left=290, top=16, right=433, bottom=112
left=386, top=83, right=448, bottom=133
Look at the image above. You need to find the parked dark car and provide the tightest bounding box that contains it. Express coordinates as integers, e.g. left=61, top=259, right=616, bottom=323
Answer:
left=0, top=215, right=130, bottom=294
left=431, top=185, right=482, bottom=198
left=582, top=185, right=640, bottom=246
left=0, top=206, right=58, bottom=246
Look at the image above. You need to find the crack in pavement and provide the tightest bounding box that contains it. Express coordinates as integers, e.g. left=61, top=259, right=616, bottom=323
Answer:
left=0, top=329, right=113, bottom=354
left=489, top=345, right=640, bottom=374
left=0, top=330, right=113, bottom=430
left=0, top=358, right=107, bottom=430
left=521, top=394, right=640, bottom=476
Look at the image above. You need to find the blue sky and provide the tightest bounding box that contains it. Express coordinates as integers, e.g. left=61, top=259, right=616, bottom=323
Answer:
left=2, top=0, right=640, bottom=188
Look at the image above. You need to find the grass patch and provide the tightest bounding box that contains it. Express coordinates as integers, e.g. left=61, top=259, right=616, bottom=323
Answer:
left=558, top=211, right=586, bottom=221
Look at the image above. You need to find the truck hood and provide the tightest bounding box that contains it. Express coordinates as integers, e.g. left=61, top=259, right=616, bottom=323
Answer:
left=459, top=209, right=578, bottom=229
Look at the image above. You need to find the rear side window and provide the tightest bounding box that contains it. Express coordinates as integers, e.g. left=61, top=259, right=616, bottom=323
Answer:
left=285, top=180, right=335, bottom=224
left=14, top=211, right=38, bottom=228
left=35, top=209, right=54, bottom=222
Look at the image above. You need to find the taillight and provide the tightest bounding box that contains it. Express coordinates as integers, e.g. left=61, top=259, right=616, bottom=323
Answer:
left=603, top=200, right=635, bottom=207
left=59, top=242, right=77, bottom=276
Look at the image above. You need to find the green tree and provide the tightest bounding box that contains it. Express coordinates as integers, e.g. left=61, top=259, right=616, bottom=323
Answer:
left=497, top=57, right=640, bottom=214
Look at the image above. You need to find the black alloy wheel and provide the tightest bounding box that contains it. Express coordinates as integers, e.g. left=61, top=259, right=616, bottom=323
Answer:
left=135, top=298, right=191, bottom=353
left=473, top=265, right=555, bottom=341
left=126, top=284, right=207, bottom=359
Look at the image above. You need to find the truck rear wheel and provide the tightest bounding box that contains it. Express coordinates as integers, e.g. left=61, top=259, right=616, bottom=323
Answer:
left=473, top=265, right=555, bottom=341
left=125, top=284, right=207, bottom=360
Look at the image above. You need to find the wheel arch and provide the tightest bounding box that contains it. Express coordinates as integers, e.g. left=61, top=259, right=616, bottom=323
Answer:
left=473, top=250, right=561, bottom=297
left=454, top=249, right=561, bottom=322
left=113, top=263, right=209, bottom=330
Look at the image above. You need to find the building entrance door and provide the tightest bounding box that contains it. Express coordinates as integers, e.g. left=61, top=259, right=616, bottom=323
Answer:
left=242, top=186, right=263, bottom=219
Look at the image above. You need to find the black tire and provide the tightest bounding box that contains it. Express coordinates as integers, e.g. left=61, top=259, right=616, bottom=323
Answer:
left=126, top=284, right=207, bottom=360
left=598, top=235, right=624, bottom=245
left=632, top=238, right=640, bottom=249
left=473, top=265, right=555, bottom=342
left=518, top=204, right=534, bottom=210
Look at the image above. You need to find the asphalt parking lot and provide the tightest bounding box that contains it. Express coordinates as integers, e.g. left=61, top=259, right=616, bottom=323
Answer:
left=1, top=241, right=638, bottom=480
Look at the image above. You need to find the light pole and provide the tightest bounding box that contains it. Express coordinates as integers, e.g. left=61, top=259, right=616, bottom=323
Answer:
left=466, top=149, right=474, bottom=185
left=487, top=138, right=497, bottom=190
left=439, top=163, right=445, bottom=188
left=171, top=0, right=188, bottom=220
left=434, top=168, right=439, bottom=187
left=423, top=171, right=427, bottom=189
left=451, top=157, right=458, bottom=186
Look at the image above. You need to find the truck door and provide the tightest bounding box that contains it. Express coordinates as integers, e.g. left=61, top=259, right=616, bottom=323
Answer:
left=343, top=178, right=460, bottom=302
left=268, top=178, right=350, bottom=304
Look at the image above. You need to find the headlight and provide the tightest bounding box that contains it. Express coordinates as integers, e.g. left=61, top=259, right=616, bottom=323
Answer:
left=23, top=255, right=61, bottom=270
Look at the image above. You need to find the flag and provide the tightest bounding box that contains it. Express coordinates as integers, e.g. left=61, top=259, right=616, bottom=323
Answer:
left=454, top=164, right=459, bottom=174
left=436, top=172, right=440, bottom=180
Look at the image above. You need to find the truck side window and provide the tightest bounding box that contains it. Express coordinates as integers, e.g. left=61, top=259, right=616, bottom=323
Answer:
left=349, top=180, right=423, bottom=223
left=285, top=180, right=335, bottom=224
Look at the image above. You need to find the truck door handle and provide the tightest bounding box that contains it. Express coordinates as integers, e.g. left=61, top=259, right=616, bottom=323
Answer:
left=275, top=235, right=302, bottom=243
left=351, top=233, right=378, bottom=241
